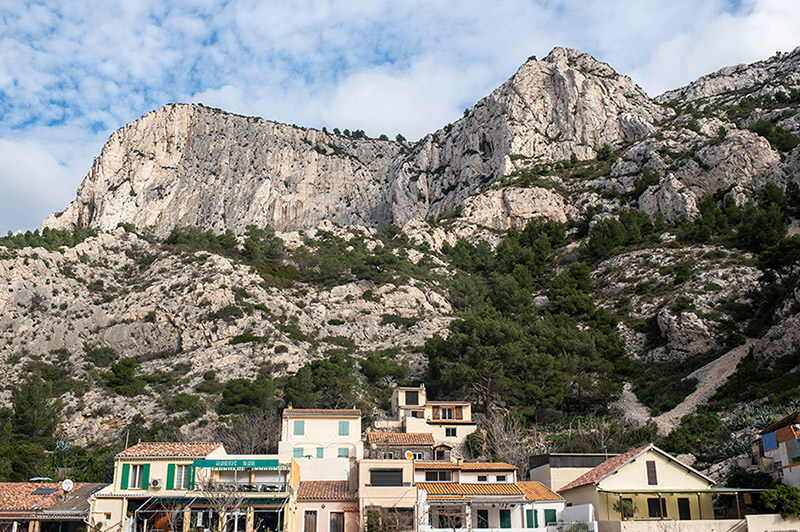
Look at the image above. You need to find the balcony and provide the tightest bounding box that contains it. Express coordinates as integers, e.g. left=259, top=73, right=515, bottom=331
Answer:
left=198, top=481, right=288, bottom=494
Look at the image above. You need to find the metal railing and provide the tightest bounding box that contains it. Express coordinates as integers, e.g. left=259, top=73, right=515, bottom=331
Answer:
left=199, top=482, right=288, bottom=493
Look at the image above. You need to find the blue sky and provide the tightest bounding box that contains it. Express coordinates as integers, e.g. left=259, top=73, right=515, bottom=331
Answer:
left=1, top=0, right=799, bottom=234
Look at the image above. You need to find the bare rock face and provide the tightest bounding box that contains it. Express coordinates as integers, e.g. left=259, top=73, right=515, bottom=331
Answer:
left=45, top=48, right=665, bottom=237
left=460, top=187, right=569, bottom=230
left=638, top=173, right=699, bottom=223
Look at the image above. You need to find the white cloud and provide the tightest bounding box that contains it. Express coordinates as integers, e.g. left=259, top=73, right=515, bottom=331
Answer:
left=1, top=0, right=799, bottom=232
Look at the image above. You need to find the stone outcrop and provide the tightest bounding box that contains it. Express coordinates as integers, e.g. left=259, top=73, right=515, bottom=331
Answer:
left=44, top=48, right=667, bottom=236
left=459, top=187, right=569, bottom=230
left=638, top=173, right=699, bottom=223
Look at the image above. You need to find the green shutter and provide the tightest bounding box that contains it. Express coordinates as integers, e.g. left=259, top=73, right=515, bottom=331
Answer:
left=120, top=463, right=130, bottom=490
left=141, top=463, right=150, bottom=489
left=525, top=509, right=533, bottom=528
left=534, top=510, right=538, bottom=528
left=294, top=420, right=304, bottom=435
left=188, top=466, right=195, bottom=490
left=544, top=509, right=556, bottom=526
left=500, top=510, right=511, bottom=529
left=166, top=464, right=175, bottom=490
left=338, top=421, right=349, bottom=436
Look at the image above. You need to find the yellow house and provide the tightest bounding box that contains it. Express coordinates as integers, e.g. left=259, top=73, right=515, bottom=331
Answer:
left=89, top=442, right=298, bottom=532
left=558, top=444, right=715, bottom=522
left=357, top=459, right=417, bottom=531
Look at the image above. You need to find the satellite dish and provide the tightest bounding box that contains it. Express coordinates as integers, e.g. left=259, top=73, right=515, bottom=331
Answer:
left=405, top=450, right=414, bottom=460
left=61, top=479, right=74, bottom=493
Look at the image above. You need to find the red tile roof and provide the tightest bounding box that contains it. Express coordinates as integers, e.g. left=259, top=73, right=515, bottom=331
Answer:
left=417, top=483, right=524, bottom=496
left=559, top=445, right=651, bottom=492
left=283, top=408, right=361, bottom=417
left=366, top=432, right=435, bottom=445
left=776, top=425, right=800, bottom=444
left=415, top=462, right=516, bottom=471
left=0, top=483, right=104, bottom=513
left=517, top=481, right=564, bottom=501
left=759, top=412, right=800, bottom=435
left=297, top=481, right=356, bottom=501
left=116, top=442, right=223, bottom=459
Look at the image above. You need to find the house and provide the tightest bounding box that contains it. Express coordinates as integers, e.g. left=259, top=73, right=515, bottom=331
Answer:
left=0, top=482, right=106, bottom=532
left=357, top=460, right=417, bottom=532
left=374, top=386, right=477, bottom=447
left=294, top=481, right=358, bottom=532
left=365, top=433, right=440, bottom=461
left=415, top=462, right=568, bottom=531
left=755, top=411, right=800, bottom=488
left=558, top=444, right=716, bottom=523
left=89, top=442, right=299, bottom=532
left=529, top=452, right=619, bottom=491
left=278, top=408, right=364, bottom=481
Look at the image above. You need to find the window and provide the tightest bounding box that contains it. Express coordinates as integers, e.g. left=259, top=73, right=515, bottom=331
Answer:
left=445, top=428, right=457, bottom=438
left=496, top=475, right=506, bottom=482
left=620, top=498, right=635, bottom=519
left=411, top=411, right=423, bottom=418
left=525, top=509, right=534, bottom=529
left=382, top=451, right=394, bottom=459
left=435, top=449, right=446, bottom=460
left=337, top=447, right=349, bottom=458
left=338, top=420, right=349, bottom=436
left=104, top=513, right=112, bottom=521
left=405, top=390, right=419, bottom=406
left=303, top=511, right=317, bottom=532
left=369, top=469, right=403, bottom=486
left=646, top=460, right=658, bottom=485
left=293, top=447, right=304, bottom=458
left=544, top=509, right=557, bottom=526
left=647, top=498, right=667, bottom=518
left=293, top=420, right=305, bottom=436
left=316, top=447, right=324, bottom=458
left=329, top=512, right=344, bottom=532
left=425, top=471, right=452, bottom=481
left=130, top=464, right=145, bottom=489
left=411, top=451, right=424, bottom=460
left=499, top=509, right=511, bottom=529
left=175, top=465, right=192, bottom=490
left=477, top=509, right=489, bottom=528
left=477, top=475, right=487, bottom=482
left=441, top=408, right=454, bottom=420
left=434, top=507, right=463, bottom=529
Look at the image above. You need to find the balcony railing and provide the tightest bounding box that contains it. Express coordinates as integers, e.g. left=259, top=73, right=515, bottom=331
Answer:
left=199, top=482, right=288, bottom=493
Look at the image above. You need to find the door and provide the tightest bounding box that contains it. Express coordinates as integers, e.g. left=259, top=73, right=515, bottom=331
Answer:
left=330, top=512, right=344, bottom=532
left=476, top=509, right=489, bottom=529
left=678, top=498, right=691, bottom=520
left=499, top=509, right=511, bottom=529
left=303, top=511, right=317, bottom=532
left=544, top=509, right=557, bottom=526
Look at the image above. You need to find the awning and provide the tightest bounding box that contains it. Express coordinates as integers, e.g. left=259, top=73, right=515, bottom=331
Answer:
left=142, top=497, right=288, bottom=506
left=193, top=459, right=289, bottom=471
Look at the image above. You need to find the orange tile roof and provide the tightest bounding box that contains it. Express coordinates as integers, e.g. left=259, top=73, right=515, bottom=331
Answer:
left=116, top=442, right=223, bottom=459
left=559, top=445, right=650, bottom=492
left=283, top=408, right=361, bottom=417
left=426, top=420, right=476, bottom=425
left=759, top=411, right=800, bottom=435
left=366, top=432, right=435, bottom=445
left=415, top=462, right=516, bottom=471
left=417, top=483, right=524, bottom=496
left=0, top=483, right=103, bottom=512
left=776, top=425, right=800, bottom=444
left=517, top=481, right=564, bottom=501
left=297, top=481, right=356, bottom=501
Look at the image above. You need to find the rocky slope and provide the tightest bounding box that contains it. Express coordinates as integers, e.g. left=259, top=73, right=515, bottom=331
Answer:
left=6, top=45, right=800, bottom=454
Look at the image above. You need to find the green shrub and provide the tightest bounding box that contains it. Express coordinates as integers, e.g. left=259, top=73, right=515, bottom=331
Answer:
left=750, top=119, right=800, bottom=152
left=380, top=314, right=417, bottom=328
left=229, top=334, right=266, bottom=345
left=762, top=484, right=800, bottom=517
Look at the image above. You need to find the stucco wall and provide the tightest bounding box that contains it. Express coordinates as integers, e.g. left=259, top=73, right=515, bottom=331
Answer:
left=295, top=501, right=358, bottom=532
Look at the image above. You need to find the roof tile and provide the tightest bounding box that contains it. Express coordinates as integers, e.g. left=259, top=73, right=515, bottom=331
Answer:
left=297, top=481, right=356, bottom=501
left=559, top=444, right=651, bottom=492
left=414, top=462, right=516, bottom=471
left=517, top=481, right=564, bottom=501
left=417, top=483, right=523, bottom=496
left=116, top=442, right=223, bottom=458
left=0, top=483, right=104, bottom=513
left=366, top=433, right=435, bottom=445
left=283, top=408, right=361, bottom=417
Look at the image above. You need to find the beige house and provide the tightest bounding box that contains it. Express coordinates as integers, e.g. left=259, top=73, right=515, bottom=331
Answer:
left=365, top=433, right=440, bottom=461
left=294, top=481, right=358, bottom=532
left=375, top=386, right=477, bottom=447
left=357, top=460, right=416, bottom=531
left=559, top=444, right=715, bottom=523
left=278, top=408, right=364, bottom=482
left=89, top=442, right=298, bottom=532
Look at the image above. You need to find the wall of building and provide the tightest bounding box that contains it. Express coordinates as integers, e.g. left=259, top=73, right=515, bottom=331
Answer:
left=597, top=519, right=744, bottom=532
left=292, top=458, right=356, bottom=482
left=746, top=513, right=800, bottom=532
left=294, top=501, right=358, bottom=532
left=459, top=471, right=515, bottom=483
left=529, top=463, right=597, bottom=491
left=596, top=492, right=713, bottom=522
left=358, top=460, right=417, bottom=515
left=560, top=486, right=599, bottom=519
left=279, top=417, right=364, bottom=461
left=403, top=418, right=475, bottom=445
left=599, top=451, right=711, bottom=492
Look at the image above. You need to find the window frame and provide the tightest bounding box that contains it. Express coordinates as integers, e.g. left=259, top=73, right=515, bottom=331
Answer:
left=337, top=447, right=350, bottom=458
left=175, top=464, right=192, bottom=490
left=441, top=408, right=454, bottom=420
left=316, top=447, right=324, bottom=458
left=445, top=427, right=457, bottom=438
left=338, top=420, right=349, bottom=436
left=646, top=460, right=658, bottom=485
left=293, top=419, right=305, bottom=436
left=496, top=474, right=506, bottom=482
left=477, top=475, right=487, bottom=482
left=130, top=464, right=145, bottom=489
left=293, top=447, right=304, bottom=458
